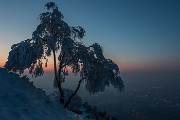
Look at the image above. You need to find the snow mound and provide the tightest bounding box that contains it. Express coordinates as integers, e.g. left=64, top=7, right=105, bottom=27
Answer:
left=0, top=68, right=83, bottom=120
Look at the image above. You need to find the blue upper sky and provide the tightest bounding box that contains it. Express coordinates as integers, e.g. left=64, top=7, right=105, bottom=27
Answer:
left=0, top=0, right=180, bottom=71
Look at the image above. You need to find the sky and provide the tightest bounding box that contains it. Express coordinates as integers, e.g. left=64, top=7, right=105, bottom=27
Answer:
left=0, top=0, right=180, bottom=72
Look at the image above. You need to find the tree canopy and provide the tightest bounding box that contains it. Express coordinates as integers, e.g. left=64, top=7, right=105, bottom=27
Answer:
left=5, top=2, right=124, bottom=107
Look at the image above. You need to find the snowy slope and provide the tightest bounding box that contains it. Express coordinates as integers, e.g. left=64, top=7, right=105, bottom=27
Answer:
left=0, top=68, right=83, bottom=120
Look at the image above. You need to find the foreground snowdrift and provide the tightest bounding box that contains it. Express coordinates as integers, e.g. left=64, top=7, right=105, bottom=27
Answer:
left=0, top=68, right=82, bottom=120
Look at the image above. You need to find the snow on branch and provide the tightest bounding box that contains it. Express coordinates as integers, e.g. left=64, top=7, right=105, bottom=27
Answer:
left=4, top=2, right=124, bottom=99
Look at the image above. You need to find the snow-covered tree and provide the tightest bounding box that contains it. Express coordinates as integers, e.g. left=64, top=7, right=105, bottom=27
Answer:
left=4, top=39, right=44, bottom=77
left=64, top=43, right=124, bottom=107
left=35, top=2, right=86, bottom=103
left=5, top=2, right=124, bottom=108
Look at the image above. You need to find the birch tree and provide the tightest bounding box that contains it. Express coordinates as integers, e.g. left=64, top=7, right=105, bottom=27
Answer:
left=5, top=2, right=124, bottom=108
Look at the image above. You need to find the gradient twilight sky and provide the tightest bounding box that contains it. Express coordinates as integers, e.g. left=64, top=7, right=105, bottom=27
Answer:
left=0, top=0, right=180, bottom=72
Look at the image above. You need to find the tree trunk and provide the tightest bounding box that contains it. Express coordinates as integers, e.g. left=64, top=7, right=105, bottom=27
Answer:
left=64, top=78, right=84, bottom=108
left=58, top=66, right=65, bottom=103
left=53, top=50, right=64, bottom=103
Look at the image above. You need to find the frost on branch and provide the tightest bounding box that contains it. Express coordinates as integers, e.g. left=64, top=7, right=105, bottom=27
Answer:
left=4, top=39, right=45, bottom=76
left=45, top=2, right=57, bottom=10
left=4, top=2, right=124, bottom=106
left=78, top=43, right=124, bottom=94
left=56, top=40, right=124, bottom=94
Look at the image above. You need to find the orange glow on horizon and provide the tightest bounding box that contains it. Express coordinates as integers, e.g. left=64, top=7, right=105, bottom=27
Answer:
left=0, top=55, right=71, bottom=72
left=1, top=55, right=179, bottom=73
left=118, top=58, right=180, bottom=73
left=0, top=55, right=7, bottom=68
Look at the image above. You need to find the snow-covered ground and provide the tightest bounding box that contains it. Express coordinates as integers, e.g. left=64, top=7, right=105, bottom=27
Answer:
left=0, top=68, right=85, bottom=120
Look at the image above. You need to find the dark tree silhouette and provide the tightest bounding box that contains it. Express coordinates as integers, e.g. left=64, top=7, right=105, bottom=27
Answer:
left=4, top=2, right=124, bottom=108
